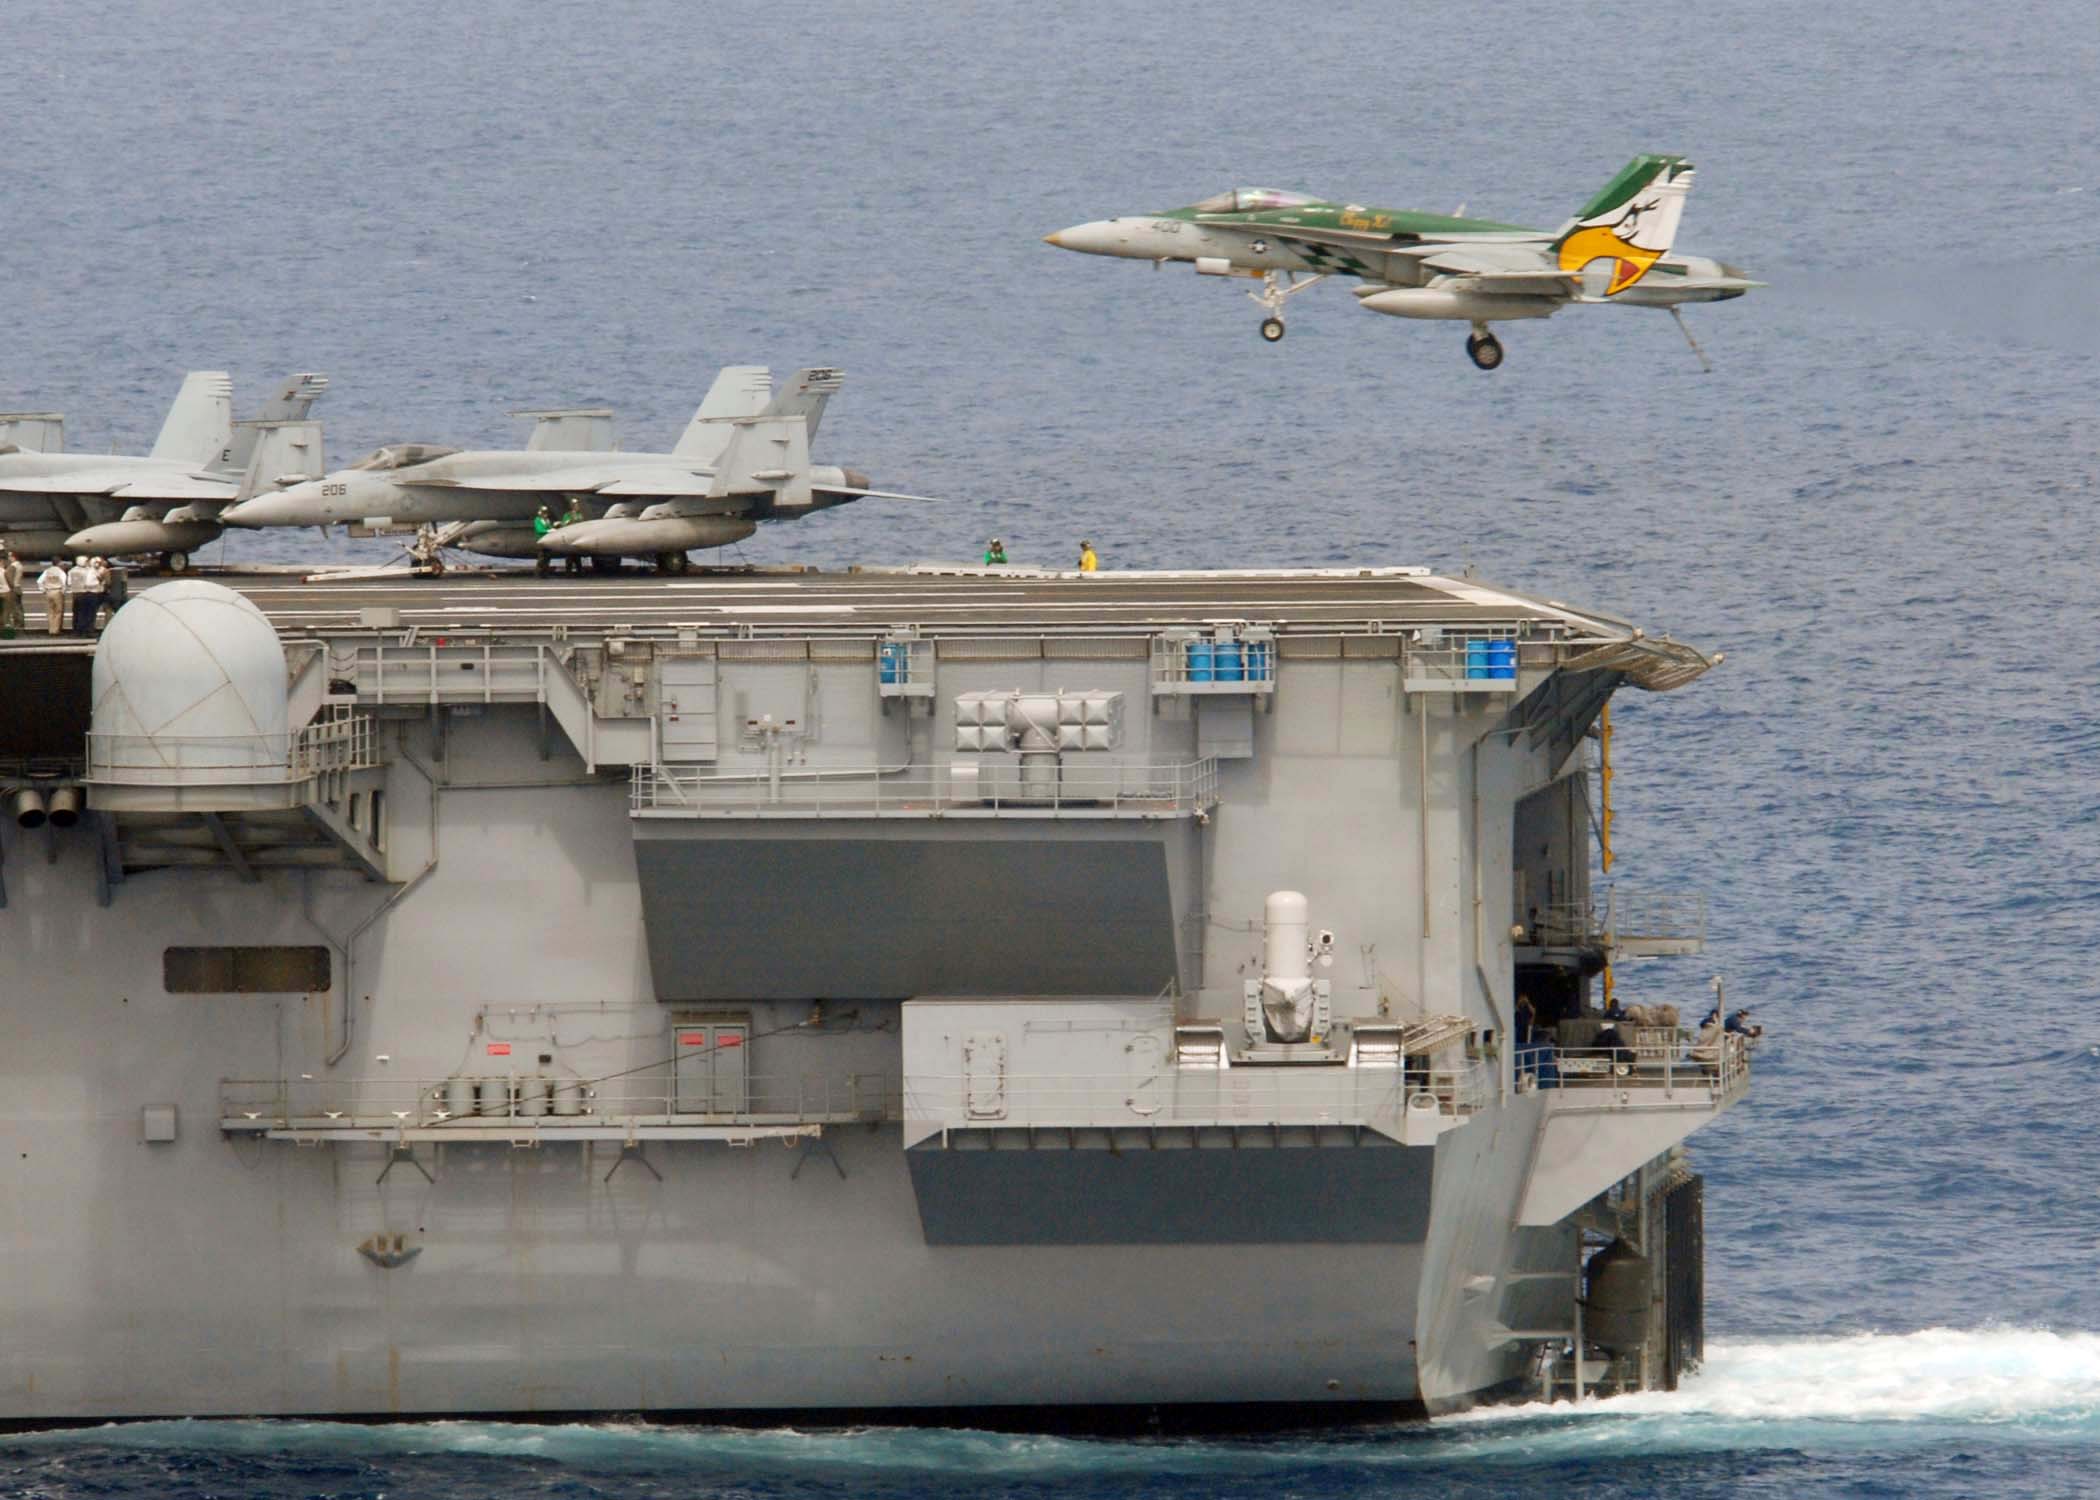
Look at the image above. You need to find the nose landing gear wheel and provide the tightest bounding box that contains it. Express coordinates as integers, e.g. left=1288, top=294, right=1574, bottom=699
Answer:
left=163, top=550, right=190, bottom=575
left=1259, top=317, right=1286, bottom=342
left=1465, top=331, right=1505, bottom=370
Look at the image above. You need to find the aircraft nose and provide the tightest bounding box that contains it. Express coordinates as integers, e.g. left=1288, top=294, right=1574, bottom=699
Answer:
left=1043, top=220, right=1125, bottom=256
left=222, top=488, right=296, bottom=526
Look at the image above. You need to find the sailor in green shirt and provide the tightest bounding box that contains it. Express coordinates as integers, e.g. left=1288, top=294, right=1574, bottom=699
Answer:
left=984, top=537, right=1008, bottom=566
left=533, top=505, right=554, bottom=575
left=558, top=499, right=586, bottom=573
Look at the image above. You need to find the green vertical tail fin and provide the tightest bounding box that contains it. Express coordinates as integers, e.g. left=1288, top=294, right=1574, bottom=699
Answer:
left=1551, top=155, right=1695, bottom=295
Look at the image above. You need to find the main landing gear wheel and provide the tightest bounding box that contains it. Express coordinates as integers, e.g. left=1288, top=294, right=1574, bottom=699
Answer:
left=1260, top=317, right=1286, bottom=343
left=1465, top=330, right=1505, bottom=371
left=589, top=555, right=621, bottom=575
left=162, top=550, right=190, bottom=574
left=655, top=552, right=691, bottom=576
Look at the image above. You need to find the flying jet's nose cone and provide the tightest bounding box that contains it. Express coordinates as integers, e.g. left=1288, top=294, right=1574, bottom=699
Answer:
left=1044, top=220, right=1125, bottom=257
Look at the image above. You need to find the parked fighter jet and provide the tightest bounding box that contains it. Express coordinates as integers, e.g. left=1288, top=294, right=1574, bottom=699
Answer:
left=0, top=373, right=329, bottom=569
left=1045, top=155, right=1758, bottom=369
left=222, top=367, right=932, bottom=573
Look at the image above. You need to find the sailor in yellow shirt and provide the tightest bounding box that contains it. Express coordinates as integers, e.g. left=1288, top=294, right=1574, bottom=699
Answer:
left=1077, top=540, right=1098, bottom=573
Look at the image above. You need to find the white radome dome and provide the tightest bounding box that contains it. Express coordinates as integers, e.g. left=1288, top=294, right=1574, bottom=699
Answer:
left=91, top=581, right=288, bottom=771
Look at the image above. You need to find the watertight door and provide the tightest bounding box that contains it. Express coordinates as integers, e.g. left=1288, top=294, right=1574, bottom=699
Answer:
left=659, top=656, right=719, bottom=762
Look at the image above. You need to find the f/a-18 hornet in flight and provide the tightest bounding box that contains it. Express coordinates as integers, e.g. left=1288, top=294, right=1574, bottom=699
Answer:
left=0, top=373, right=327, bottom=569
left=1045, top=154, right=1758, bottom=369
left=221, top=367, right=931, bottom=572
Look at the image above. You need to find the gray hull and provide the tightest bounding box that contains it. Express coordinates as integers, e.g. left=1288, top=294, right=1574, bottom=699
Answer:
left=0, top=566, right=1741, bottom=1424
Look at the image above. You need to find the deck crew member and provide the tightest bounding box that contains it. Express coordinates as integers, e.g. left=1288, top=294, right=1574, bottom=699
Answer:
left=1077, top=539, right=1098, bottom=573
left=101, top=558, right=128, bottom=617
left=0, top=546, right=23, bottom=632
left=37, top=559, right=67, bottom=635
left=558, top=499, right=585, bottom=574
left=984, top=537, right=1007, bottom=566
left=67, top=556, right=100, bottom=635
left=533, top=505, right=554, bottom=575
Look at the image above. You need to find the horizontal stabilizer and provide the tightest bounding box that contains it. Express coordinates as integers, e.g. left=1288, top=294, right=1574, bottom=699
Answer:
left=816, top=486, right=950, bottom=504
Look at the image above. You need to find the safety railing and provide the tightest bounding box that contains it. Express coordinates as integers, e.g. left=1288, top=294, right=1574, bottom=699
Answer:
left=220, top=1071, right=900, bottom=1132
left=1526, top=888, right=1707, bottom=954
left=87, top=713, right=378, bottom=786
left=1519, top=1031, right=1752, bottom=1108
left=904, top=1066, right=1415, bottom=1132
left=1149, top=634, right=1276, bottom=694
left=1403, top=631, right=1523, bottom=693
left=630, top=757, right=1220, bottom=818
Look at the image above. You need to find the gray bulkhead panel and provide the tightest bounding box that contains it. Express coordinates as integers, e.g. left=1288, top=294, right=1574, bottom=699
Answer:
left=907, top=1141, right=1433, bottom=1245
left=633, top=823, right=1196, bottom=999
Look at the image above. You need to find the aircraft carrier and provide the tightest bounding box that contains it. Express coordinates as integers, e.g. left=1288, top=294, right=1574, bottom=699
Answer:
left=0, top=561, right=1747, bottom=1427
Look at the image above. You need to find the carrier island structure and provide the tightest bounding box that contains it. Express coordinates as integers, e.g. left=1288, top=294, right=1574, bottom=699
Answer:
left=0, top=563, right=1747, bottom=1426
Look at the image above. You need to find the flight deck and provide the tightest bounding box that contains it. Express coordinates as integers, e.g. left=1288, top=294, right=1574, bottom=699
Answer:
left=4, top=562, right=1652, bottom=641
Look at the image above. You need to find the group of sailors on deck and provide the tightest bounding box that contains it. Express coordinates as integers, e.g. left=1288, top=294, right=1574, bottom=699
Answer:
left=0, top=544, right=127, bottom=637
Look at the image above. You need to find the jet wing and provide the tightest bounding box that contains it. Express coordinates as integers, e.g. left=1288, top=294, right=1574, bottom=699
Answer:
left=593, top=474, right=718, bottom=498
left=1197, top=220, right=1549, bottom=254
left=0, top=469, right=147, bottom=496
left=1437, top=270, right=1581, bottom=296
left=112, top=476, right=238, bottom=502
left=411, top=466, right=627, bottom=494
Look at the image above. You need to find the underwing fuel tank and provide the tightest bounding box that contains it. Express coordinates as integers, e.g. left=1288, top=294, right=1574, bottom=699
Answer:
left=538, top=515, right=758, bottom=557
left=1356, top=288, right=1561, bottom=322
left=453, top=522, right=540, bottom=560
left=64, top=517, right=224, bottom=557
left=0, top=528, right=74, bottom=557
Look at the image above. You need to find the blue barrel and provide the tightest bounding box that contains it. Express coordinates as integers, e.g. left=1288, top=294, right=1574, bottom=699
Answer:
left=1186, top=639, right=1215, bottom=683
left=1213, top=639, right=1244, bottom=682
left=1465, top=639, right=1491, bottom=680
left=1245, top=640, right=1271, bottom=682
left=878, top=644, right=903, bottom=685
left=1488, top=640, right=1518, bottom=680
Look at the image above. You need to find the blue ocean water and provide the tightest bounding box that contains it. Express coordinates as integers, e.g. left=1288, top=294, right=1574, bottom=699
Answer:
left=4, top=0, right=2098, bottom=1493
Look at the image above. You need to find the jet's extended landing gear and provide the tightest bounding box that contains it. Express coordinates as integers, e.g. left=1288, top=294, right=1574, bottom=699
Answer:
left=654, top=551, right=691, bottom=576
left=1248, top=271, right=1328, bottom=344
left=1465, top=326, right=1506, bottom=371
left=589, top=555, right=621, bottom=575
left=162, top=550, right=190, bottom=575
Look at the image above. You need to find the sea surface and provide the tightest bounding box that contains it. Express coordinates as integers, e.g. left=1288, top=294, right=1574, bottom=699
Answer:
left=4, top=0, right=2098, bottom=1494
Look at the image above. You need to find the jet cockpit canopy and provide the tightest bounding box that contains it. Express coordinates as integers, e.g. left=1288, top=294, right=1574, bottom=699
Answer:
left=350, top=444, right=459, bottom=471
left=1191, top=188, right=1322, bottom=214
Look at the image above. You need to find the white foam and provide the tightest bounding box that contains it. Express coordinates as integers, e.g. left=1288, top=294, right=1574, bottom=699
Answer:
left=1446, top=1328, right=2100, bottom=1449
